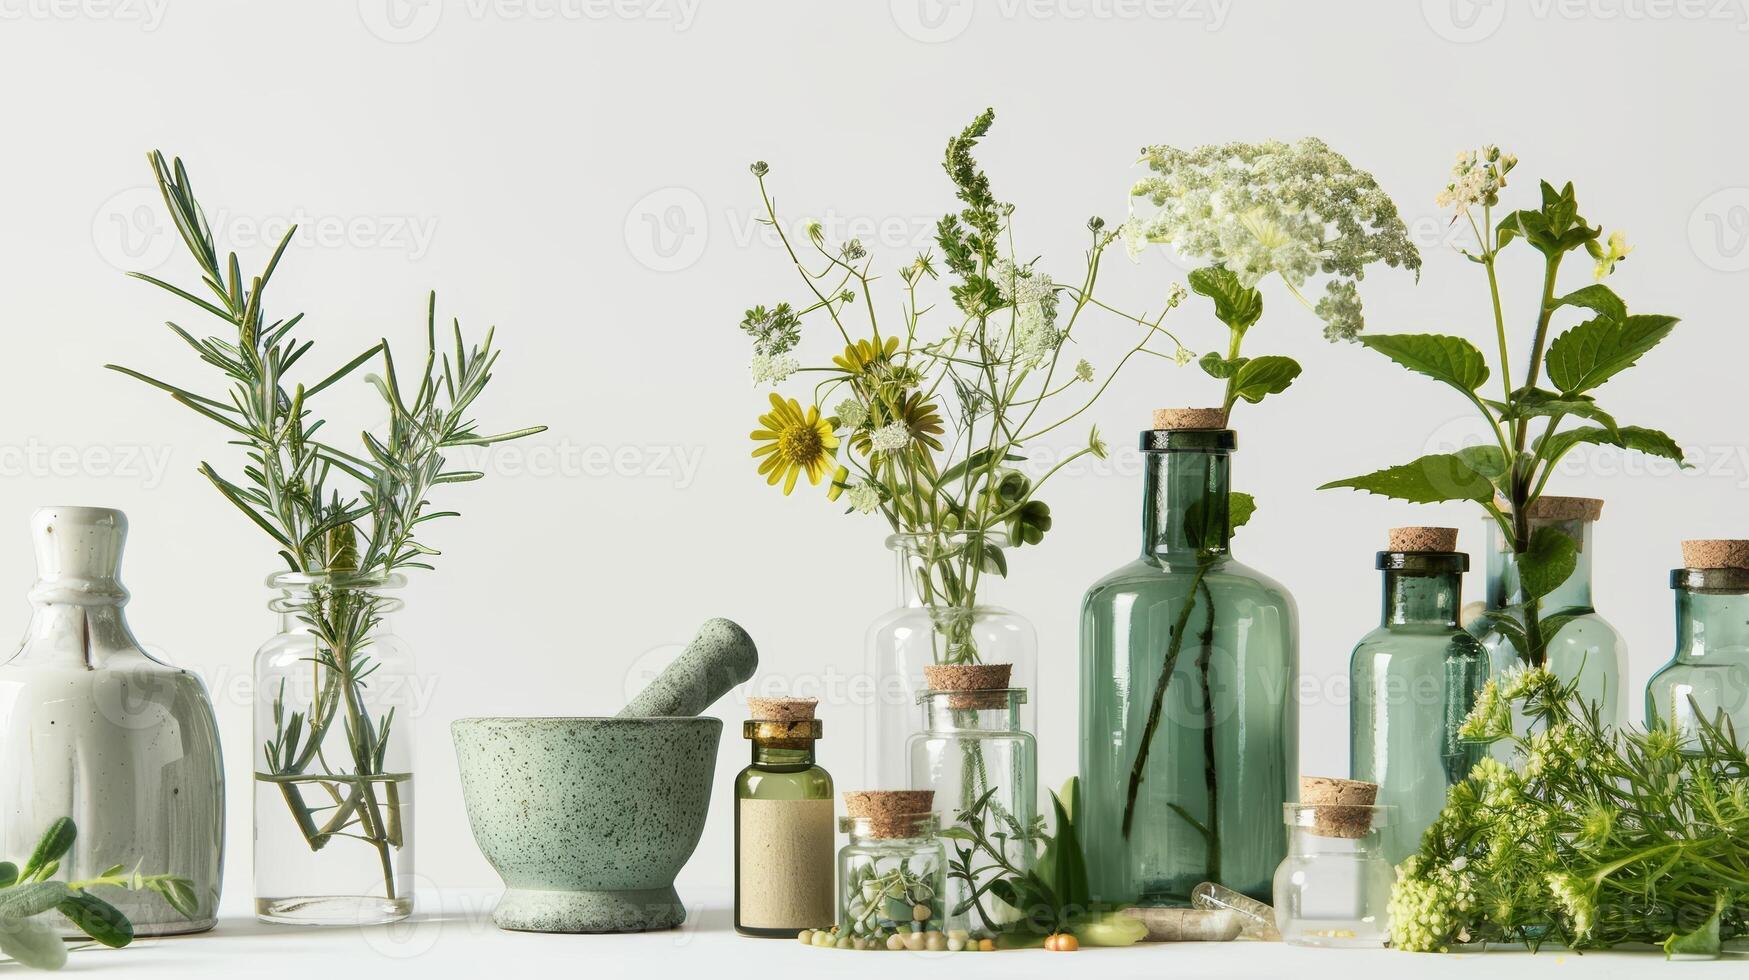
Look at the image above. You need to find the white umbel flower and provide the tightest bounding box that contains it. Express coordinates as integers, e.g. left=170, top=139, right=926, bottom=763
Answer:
left=870, top=422, right=911, bottom=452
left=845, top=482, right=881, bottom=514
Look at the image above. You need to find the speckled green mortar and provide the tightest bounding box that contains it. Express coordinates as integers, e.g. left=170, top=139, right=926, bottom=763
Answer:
left=452, top=717, right=722, bottom=933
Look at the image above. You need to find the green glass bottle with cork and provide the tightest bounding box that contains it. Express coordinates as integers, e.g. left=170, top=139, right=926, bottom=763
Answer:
left=1646, top=540, right=1749, bottom=745
left=735, top=698, right=834, bottom=937
left=1348, top=527, right=1488, bottom=864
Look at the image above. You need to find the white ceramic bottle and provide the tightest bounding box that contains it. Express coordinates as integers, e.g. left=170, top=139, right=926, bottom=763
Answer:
left=0, top=506, right=223, bottom=934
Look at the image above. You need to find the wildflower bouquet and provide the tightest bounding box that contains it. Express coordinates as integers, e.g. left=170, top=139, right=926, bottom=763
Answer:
left=742, top=109, right=1186, bottom=663
left=1121, top=138, right=1421, bottom=418
left=1325, top=148, right=1684, bottom=667
left=1392, top=669, right=1748, bottom=957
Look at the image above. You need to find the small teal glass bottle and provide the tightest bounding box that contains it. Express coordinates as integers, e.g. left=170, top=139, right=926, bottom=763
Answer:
left=1080, top=409, right=1298, bottom=907
left=1646, top=540, right=1749, bottom=746
left=1349, top=527, right=1488, bottom=865
left=1469, top=497, right=1627, bottom=729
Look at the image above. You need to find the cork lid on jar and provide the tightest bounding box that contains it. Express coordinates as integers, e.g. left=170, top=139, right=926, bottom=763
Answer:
left=1300, top=776, right=1379, bottom=839
left=1387, top=527, right=1459, bottom=553
left=1522, top=496, right=1605, bottom=522
left=842, top=790, right=935, bottom=839
left=743, top=696, right=822, bottom=743
left=922, top=663, right=1017, bottom=710
left=1151, top=407, right=1229, bottom=431
left=1681, top=540, right=1749, bottom=571
left=747, top=697, right=817, bottom=722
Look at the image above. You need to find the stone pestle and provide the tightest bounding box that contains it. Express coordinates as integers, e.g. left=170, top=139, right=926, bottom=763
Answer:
left=617, top=617, right=758, bottom=718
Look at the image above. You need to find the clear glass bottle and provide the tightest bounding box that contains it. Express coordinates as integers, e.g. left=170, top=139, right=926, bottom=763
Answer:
left=1469, top=498, right=1626, bottom=730
left=735, top=698, right=834, bottom=937
left=1349, top=530, right=1488, bottom=865
left=906, top=667, right=1037, bottom=934
left=1080, top=418, right=1299, bottom=907
left=837, top=792, right=946, bottom=950
left=254, top=571, right=414, bottom=925
left=1646, top=543, right=1749, bottom=745
left=1272, top=801, right=1395, bottom=948
left=867, top=532, right=1037, bottom=791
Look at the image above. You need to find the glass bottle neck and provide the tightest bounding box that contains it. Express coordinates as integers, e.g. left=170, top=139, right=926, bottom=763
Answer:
left=920, top=691, right=1026, bottom=733
left=1673, top=575, right=1749, bottom=663
left=1487, top=520, right=1595, bottom=612
left=1142, top=446, right=1232, bottom=559
left=1382, top=570, right=1463, bottom=628
left=889, top=534, right=1005, bottom=609
left=750, top=742, right=817, bottom=768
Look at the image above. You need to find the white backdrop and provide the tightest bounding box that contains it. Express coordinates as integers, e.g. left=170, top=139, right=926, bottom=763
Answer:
left=0, top=0, right=1744, bottom=912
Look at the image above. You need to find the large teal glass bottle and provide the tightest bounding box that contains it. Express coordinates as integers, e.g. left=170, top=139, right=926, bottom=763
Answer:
left=1645, top=542, right=1749, bottom=746
left=1469, top=497, right=1626, bottom=729
left=1080, top=418, right=1298, bottom=907
left=1349, top=530, right=1487, bottom=865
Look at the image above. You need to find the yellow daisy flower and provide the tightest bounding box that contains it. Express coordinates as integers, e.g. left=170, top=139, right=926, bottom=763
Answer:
left=750, top=393, right=839, bottom=495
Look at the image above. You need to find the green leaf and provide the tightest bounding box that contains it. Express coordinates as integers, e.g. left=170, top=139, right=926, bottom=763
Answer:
left=1552, top=283, right=1626, bottom=321
left=1474, top=610, right=1528, bottom=661
left=1517, top=525, right=1579, bottom=602
left=1228, top=491, right=1256, bottom=537
left=1544, top=314, right=1678, bottom=394
left=1359, top=334, right=1490, bottom=392
left=1043, top=787, right=1089, bottom=910
left=20, top=820, right=74, bottom=881
left=145, top=876, right=200, bottom=921
left=1197, top=352, right=1247, bottom=380
left=1494, top=387, right=1617, bottom=431
left=935, top=827, right=977, bottom=842
left=1663, top=895, right=1726, bottom=959
left=1229, top=356, right=1301, bottom=405
left=1320, top=447, right=1506, bottom=504
left=1187, top=266, right=1262, bottom=335
left=0, top=916, right=67, bottom=970
left=0, top=882, right=71, bottom=920
left=1537, top=425, right=1686, bottom=468
left=0, top=864, right=15, bottom=888
left=58, top=892, right=134, bottom=948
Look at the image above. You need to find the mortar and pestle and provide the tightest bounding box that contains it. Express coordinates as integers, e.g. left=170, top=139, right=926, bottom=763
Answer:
left=452, top=618, right=758, bottom=933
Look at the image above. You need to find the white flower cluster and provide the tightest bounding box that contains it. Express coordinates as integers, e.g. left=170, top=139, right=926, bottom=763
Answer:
left=1389, top=855, right=1478, bottom=953
left=834, top=398, right=869, bottom=431
left=992, top=257, right=1060, bottom=363
left=870, top=421, right=911, bottom=452
left=1435, top=145, right=1517, bottom=214
left=1123, top=138, right=1419, bottom=341
left=844, top=482, right=881, bottom=514
left=749, top=352, right=800, bottom=386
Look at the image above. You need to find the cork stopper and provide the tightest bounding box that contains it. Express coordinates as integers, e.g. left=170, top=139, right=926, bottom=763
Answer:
left=1682, top=540, right=1749, bottom=571
left=1152, top=407, right=1229, bottom=431
left=1388, top=526, right=1459, bottom=553
left=843, top=790, right=935, bottom=839
left=1300, top=776, right=1378, bottom=839
left=1523, top=496, right=1604, bottom=522
left=923, top=663, right=1012, bottom=710
left=747, top=697, right=817, bottom=722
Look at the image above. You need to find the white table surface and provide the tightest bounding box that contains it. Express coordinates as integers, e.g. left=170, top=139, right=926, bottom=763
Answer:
left=64, top=887, right=1747, bottom=978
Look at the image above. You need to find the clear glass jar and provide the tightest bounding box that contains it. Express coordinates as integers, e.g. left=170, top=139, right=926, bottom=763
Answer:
left=837, top=813, right=946, bottom=947
left=1080, top=426, right=1298, bottom=907
left=735, top=711, right=834, bottom=937
left=1349, top=548, right=1487, bottom=864
left=254, top=571, right=414, bottom=925
left=907, top=686, right=1037, bottom=934
left=1469, top=502, right=1626, bottom=730
left=866, top=532, right=1037, bottom=790
left=1646, top=566, right=1749, bottom=744
left=1272, top=803, right=1395, bottom=948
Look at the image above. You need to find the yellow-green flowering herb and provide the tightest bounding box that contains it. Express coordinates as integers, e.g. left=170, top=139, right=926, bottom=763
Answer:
left=1393, top=670, right=1747, bottom=957
left=1324, top=149, right=1685, bottom=669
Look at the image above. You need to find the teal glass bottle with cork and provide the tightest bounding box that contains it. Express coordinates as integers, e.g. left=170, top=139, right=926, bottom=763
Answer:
left=735, top=697, right=834, bottom=937
left=1646, top=540, right=1749, bottom=745
left=1348, top=527, right=1488, bottom=864
left=1079, top=408, right=1299, bottom=907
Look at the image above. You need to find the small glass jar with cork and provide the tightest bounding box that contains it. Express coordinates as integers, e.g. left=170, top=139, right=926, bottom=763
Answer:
left=1646, top=540, right=1749, bottom=744
left=1272, top=777, right=1395, bottom=948
left=837, top=790, right=948, bottom=951
left=907, top=662, right=1036, bottom=935
left=735, top=697, right=835, bottom=938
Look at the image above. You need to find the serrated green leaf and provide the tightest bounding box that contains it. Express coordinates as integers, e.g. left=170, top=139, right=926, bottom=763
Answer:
left=1517, top=525, right=1579, bottom=602
left=1544, top=314, right=1678, bottom=394
left=1474, top=610, right=1529, bottom=662
left=1495, top=387, right=1617, bottom=431
left=1537, top=425, right=1687, bottom=467
left=58, top=892, right=133, bottom=948
left=1228, top=491, right=1256, bottom=537
left=1552, top=283, right=1626, bottom=321
left=19, top=821, right=74, bottom=882
left=1359, top=334, right=1490, bottom=392
left=0, top=915, right=67, bottom=970
left=1229, top=355, right=1301, bottom=405
left=1188, top=266, right=1262, bottom=335
left=1320, top=447, right=1505, bottom=504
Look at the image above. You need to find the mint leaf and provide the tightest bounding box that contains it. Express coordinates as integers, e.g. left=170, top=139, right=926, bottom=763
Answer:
left=1495, top=387, right=1617, bottom=431
left=1517, top=525, right=1579, bottom=602
left=1228, top=491, right=1256, bottom=536
left=1544, top=314, right=1678, bottom=394
left=1229, top=356, right=1301, bottom=404
left=1197, top=352, right=1247, bottom=380
left=1552, top=283, right=1626, bottom=321
left=1360, top=334, right=1490, bottom=392
left=1187, top=266, right=1262, bottom=336
left=1537, top=425, right=1686, bottom=467
left=1321, top=448, right=1505, bottom=504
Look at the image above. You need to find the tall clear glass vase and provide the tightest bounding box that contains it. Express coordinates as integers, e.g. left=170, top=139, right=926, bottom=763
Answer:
left=254, top=571, right=414, bottom=925
left=866, top=532, right=1036, bottom=790
left=1080, top=420, right=1298, bottom=907
left=1468, top=497, right=1626, bottom=730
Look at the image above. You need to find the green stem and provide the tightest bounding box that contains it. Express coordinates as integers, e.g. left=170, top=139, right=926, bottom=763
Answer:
left=1121, top=558, right=1213, bottom=837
